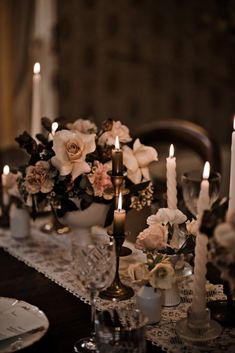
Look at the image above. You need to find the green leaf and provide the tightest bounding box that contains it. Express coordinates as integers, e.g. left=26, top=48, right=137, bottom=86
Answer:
left=128, top=180, right=150, bottom=194
left=177, top=235, right=196, bottom=254
left=57, top=198, right=79, bottom=217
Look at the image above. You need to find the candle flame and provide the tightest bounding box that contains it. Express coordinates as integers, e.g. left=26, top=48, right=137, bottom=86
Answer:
left=203, top=161, right=210, bottom=180
left=33, top=62, right=40, bottom=74
left=169, top=144, right=174, bottom=158
left=3, top=165, right=10, bottom=175
left=233, top=116, right=235, bottom=130
left=115, top=136, right=120, bottom=150
left=118, top=192, right=122, bottom=210
left=51, top=122, right=58, bottom=135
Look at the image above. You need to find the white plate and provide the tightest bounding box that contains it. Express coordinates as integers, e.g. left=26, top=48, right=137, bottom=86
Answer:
left=0, top=297, right=49, bottom=353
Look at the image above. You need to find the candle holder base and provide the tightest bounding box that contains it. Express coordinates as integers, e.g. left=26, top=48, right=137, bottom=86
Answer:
left=175, top=307, right=222, bottom=345
left=99, top=279, right=134, bottom=301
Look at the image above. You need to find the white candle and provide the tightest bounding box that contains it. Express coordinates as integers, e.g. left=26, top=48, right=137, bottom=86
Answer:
left=113, top=193, right=126, bottom=236
left=2, top=165, right=10, bottom=206
left=191, top=161, right=210, bottom=318
left=49, top=122, right=59, bottom=141
left=166, top=144, right=177, bottom=209
left=229, top=117, right=235, bottom=212
left=31, top=62, right=42, bottom=138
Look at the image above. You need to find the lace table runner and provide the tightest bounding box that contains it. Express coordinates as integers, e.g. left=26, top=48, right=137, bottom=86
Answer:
left=0, top=223, right=234, bottom=353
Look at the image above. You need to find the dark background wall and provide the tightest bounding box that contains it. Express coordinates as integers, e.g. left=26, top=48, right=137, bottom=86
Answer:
left=57, top=0, right=235, bottom=144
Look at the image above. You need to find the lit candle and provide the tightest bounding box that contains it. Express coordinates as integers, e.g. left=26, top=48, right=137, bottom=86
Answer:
left=2, top=165, right=10, bottom=206
left=229, top=117, right=235, bottom=212
left=112, top=136, right=123, bottom=176
left=113, top=193, right=126, bottom=236
left=191, top=161, right=210, bottom=318
left=49, top=122, right=59, bottom=141
left=166, top=144, right=177, bottom=209
left=31, top=62, right=42, bottom=138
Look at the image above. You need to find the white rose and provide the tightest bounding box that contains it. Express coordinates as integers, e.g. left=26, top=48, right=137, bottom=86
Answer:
left=123, top=139, right=158, bottom=184
left=147, top=208, right=187, bottom=226
left=128, top=262, right=149, bottom=284
left=149, top=262, right=175, bottom=289
left=51, top=129, right=96, bottom=180
left=98, top=120, right=132, bottom=146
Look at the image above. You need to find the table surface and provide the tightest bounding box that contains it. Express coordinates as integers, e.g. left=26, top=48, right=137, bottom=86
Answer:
left=0, top=248, right=163, bottom=353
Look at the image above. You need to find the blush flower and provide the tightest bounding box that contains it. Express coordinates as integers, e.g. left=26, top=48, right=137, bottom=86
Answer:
left=128, top=262, right=149, bottom=284
left=123, top=139, right=158, bottom=184
left=147, top=208, right=187, bottom=226
left=25, top=161, right=54, bottom=194
left=98, top=120, right=132, bottom=146
left=149, top=262, right=175, bottom=289
left=51, top=129, right=96, bottom=180
left=67, top=118, right=97, bottom=134
left=135, top=223, right=168, bottom=251
left=88, top=161, right=113, bottom=200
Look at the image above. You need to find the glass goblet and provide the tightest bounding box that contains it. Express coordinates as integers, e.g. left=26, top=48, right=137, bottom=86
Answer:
left=95, top=308, right=147, bottom=353
left=72, top=232, right=116, bottom=353
left=181, top=170, right=221, bottom=217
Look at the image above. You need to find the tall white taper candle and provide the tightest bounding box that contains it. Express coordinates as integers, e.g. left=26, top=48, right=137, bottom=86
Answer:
left=191, top=161, right=210, bottom=318
left=31, top=63, right=42, bottom=138
left=229, top=117, right=235, bottom=212
left=166, top=144, right=177, bottom=209
left=2, top=165, right=10, bottom=206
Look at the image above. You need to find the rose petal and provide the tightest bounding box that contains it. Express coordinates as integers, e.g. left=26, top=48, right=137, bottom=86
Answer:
left=51, top=156, right=72, bottom=176
left=71, top=160, right=91, bottom=180
left=123, top=145, right=139, bottom=172
left=127, top=168, right=142, bottom=184
left=133, top=139, right=158, bottom=168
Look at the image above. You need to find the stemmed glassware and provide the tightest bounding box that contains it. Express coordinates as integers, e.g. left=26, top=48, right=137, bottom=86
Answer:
left=181, top=170, right=221, bottom=217
left=71, top=232, right=116, bottom=353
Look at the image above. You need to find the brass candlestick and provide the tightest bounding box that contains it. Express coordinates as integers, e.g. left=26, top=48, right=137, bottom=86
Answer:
left=99, top=173, right=134, bottom=300
left=99, top=229, right=134, bottom=301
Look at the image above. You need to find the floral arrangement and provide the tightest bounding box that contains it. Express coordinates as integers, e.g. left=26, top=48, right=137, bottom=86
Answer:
left=14, top=118, right=157, bottom=223
left=136, top=208, right=196, bottom=256
left=128, top=253, right=175, bottom=290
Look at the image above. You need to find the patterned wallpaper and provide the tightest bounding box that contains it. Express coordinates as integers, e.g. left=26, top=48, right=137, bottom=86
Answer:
left=57, top=0, right=235, bottom=144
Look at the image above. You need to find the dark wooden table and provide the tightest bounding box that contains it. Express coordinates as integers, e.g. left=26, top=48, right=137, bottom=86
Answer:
left=0, top=249, right=163, bottom=353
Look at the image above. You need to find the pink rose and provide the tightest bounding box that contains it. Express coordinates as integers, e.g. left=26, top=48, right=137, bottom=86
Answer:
left=88, top=161, right=113, bottom=200
left=25, top=161, right=54, bottom=194
left=98, top=121, right=132, bottom=146
left=135, top=223, right=168, bottom=251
